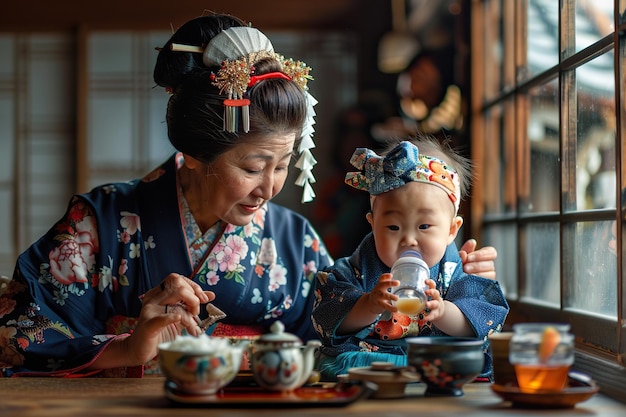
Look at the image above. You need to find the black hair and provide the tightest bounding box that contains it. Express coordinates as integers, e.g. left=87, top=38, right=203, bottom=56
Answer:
left=153, top=14, right=307, bottom=164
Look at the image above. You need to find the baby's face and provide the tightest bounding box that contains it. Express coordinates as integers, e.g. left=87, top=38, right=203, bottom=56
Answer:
left=367, top=181, right=462, bottom=268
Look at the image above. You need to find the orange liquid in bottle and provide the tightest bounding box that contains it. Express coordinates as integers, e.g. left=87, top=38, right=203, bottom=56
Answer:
left=514, top=364, right=570, bottom=393
left=396, top=298, right=424, bottom=315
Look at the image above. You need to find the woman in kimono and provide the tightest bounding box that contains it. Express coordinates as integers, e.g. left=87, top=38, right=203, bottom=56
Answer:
left=0, top=14, right=497, bottom=377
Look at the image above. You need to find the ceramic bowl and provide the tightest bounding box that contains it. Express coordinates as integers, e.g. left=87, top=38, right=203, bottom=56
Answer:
left=348, top=362, right=420, bottom=398
left=406, top=336, right=485, bottom=397
left=158, top=334, right=247, bottom=395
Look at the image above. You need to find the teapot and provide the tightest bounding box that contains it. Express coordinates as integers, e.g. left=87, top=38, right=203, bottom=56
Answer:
left=249, top=320, right=321, bottom=391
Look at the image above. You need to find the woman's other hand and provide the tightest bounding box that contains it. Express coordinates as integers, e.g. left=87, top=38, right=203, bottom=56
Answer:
left=459, top=239, right=497, bottom=280
left=89, top=273, right=214, bottom=369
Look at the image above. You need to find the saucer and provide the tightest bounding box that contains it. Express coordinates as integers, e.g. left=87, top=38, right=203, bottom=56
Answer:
left=347, top=362, right=420, bottom=399
left=490, top=372, right=599, bottom=408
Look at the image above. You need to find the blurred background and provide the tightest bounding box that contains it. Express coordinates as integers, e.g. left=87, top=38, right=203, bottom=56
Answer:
left=0, top=0, right=472, bottom=265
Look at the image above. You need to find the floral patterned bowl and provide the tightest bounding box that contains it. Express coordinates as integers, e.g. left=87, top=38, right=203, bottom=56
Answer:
left=406, top=336, right=485, bottom=397
left=158, top=335, right=247, bottom=395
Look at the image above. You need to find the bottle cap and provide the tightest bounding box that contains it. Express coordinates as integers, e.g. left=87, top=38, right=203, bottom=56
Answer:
left=392, top=250, right=427, bottom=268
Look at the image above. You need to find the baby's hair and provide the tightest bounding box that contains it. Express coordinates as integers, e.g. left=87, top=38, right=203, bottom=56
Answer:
left=382, top=134, right=473, bottom=200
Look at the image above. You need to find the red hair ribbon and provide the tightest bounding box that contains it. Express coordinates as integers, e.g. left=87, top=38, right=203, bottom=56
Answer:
left=248, top=72, right=291, bottom=87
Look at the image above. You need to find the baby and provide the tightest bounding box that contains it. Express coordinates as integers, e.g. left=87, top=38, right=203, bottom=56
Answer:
left=311, top=136, right=509, bottom=380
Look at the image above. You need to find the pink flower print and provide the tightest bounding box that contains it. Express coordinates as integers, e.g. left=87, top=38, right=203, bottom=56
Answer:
left=227, top=234, right=248, bottom=254
left=120, top=231, right=131, bottom=244
left=206, top=271, right=219, bottom=286
left=224, top=223, right=237, bottom=234
left=268, top=264, right=287, bottom=292
left=258, top=238, right=277, bottom=266
left=283, top=294, right=293, bottom=309
left=215, top=235, right=248, bottom=272
left=216, top=247, right=238, bottom=272
left=303, top=260, right=317, bottom=275
left=118, top=259, right=128, bottom=276
left=243, top=222, right=256, bottom=237
left=74, top=215, right=99, bottom=253
left=214, top=240, right=226, bottom=254
left=252, top=206, right=266, bottom=227
left=49, top=230, right=96, bottom=285
left=207, top=256, right=219, bottom=271
left=119, top=211, right=141, bottom=235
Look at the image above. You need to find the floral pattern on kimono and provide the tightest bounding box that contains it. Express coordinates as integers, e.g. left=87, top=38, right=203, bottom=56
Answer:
left=0, top=153, right=332, bottom=376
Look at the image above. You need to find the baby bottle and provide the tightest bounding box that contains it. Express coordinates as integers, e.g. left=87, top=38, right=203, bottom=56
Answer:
left=390, top=250, right=429, bottom=315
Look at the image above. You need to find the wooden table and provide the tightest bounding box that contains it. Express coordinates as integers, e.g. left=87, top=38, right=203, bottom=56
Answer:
left=1, top=377, right=624, bottom=417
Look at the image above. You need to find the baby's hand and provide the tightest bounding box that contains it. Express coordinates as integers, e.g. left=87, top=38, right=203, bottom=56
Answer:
left=423, top=279, right=445, bottom=321
left=366, top=273, right=399, bottom=314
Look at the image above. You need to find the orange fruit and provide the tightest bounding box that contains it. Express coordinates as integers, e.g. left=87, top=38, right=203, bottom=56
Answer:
left=538, top=326, right=561, bottom=363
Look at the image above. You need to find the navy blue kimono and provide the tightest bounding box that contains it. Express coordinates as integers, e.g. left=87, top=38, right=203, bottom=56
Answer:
left=0, top=153, right=332, bottom=376
left=311, top=233, right=509, bottom=379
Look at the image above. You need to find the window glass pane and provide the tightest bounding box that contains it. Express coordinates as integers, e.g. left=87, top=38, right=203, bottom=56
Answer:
left=484, top=223, right=518, bottom=300
left=483, top=0, right=503, bottom=101
left=89, top=32, right=133, bottom=74
left=0, top=35, right=14, bottom=74
left=0, top=191, right=12, bottom=254
left=483, top=104, right=504, bottom=214
left=575, top=52, right=616, bottom=211
left=573, top=0, right=614, bottom=55
left=524, top=0, right=559, bottom=81
left=0, top=99, right=14, bottom=182
left=524, top=222, right=560, bottom=305
left=564, top=221, right=617, bottom=317
left=522, top=79, right=560, bottom=213
left=88, top=95, right=134, bottom=169
left=481, top=99, right=517, bottom=215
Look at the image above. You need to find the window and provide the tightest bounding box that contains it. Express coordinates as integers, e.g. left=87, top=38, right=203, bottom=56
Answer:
left=471, top=0, right=625, bottom=401
left=0, top=34, right=76, bottom=275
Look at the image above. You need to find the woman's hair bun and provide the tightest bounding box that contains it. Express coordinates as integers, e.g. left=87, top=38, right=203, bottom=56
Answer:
left=153, top=14, right=246, bottom=90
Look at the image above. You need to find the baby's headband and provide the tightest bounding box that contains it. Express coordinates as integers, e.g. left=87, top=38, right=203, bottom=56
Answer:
left=170, top=26, right=318, bottom=203
left=344, top=141, right=460, bottom=214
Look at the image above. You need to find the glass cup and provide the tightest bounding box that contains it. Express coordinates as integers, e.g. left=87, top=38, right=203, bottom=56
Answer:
left=508, top=323, right=574, bottom=393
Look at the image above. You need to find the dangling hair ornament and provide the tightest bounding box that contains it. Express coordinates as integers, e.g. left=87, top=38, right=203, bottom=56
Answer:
left=170, top=26, right=318, bottom=203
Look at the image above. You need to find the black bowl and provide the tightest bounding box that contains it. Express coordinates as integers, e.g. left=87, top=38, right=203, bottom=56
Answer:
left=406, top=336, right=485, bottom=397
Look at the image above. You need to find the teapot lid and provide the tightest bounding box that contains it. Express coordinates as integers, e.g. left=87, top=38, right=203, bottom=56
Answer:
left=257, top=321, right=301, bottom=344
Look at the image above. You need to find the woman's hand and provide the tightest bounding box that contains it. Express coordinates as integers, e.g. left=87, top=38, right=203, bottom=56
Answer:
left=89, top=273, right=214, bottom=369
left=459, top=239, right=497, bottom=280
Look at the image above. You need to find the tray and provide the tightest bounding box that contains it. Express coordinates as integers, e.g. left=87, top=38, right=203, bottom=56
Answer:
left=164, top=380, right=376, bottom=407
left=490, top=372, right=599, bottom=408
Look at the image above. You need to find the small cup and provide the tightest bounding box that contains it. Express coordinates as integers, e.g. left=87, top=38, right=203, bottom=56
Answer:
left=488, top=331, right=516, bottom=385
left=509, top=323, right=574, bottom=393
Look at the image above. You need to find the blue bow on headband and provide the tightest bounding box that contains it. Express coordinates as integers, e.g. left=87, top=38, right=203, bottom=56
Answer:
left=344, top=141, right=460, bottom=213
